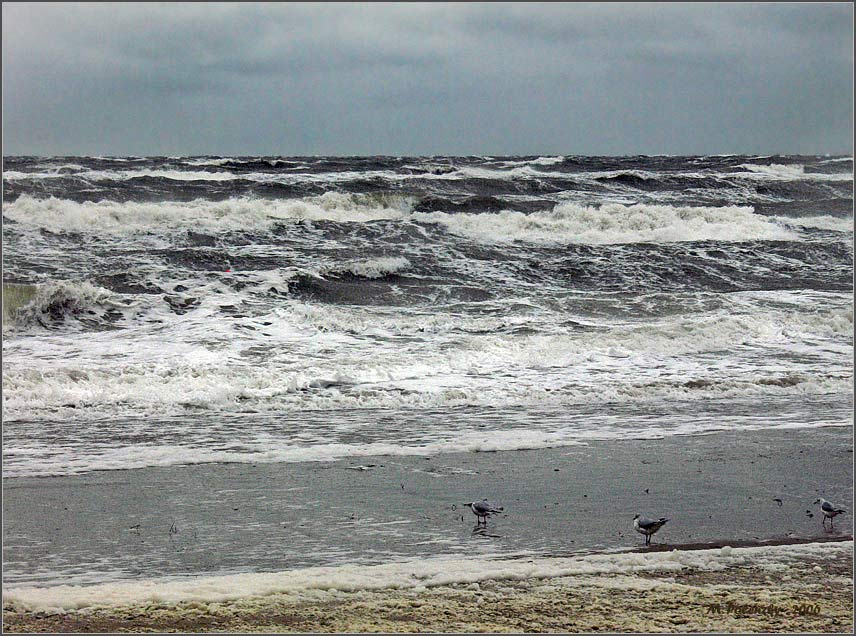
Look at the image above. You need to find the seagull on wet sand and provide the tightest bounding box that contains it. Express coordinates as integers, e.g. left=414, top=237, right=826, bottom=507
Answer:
left=465, top=499, right=504, bottom=525
left=633, top=514, right=669, bottom=545
left=814, top=498, right=846, bottom=528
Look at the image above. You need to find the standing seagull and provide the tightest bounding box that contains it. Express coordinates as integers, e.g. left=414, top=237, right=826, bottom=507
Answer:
left=814, top=498, right=847, bottom=528
left=633, top=514, right=669, bottom=545
left=464, top=499, right=504, bottom=525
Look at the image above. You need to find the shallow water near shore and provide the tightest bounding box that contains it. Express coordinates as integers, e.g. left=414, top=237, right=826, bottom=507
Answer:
left=3, top=426, right=852, bottom=592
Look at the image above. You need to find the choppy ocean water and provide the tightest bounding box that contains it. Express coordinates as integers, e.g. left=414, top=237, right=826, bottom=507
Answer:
left=2, top=154, right=853, bottom=478
left=2, top=155, right=854, bottom=596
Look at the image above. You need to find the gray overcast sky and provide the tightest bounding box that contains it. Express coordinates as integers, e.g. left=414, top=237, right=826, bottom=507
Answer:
left=2, top=2, right=853, bottom=156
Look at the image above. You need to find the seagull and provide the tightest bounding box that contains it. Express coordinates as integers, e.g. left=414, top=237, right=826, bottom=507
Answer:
left=813, top=498, right=846, bottom=528
left=464, top=499, right=504, bottom=525
left=633, top=514, right=669, bottom=545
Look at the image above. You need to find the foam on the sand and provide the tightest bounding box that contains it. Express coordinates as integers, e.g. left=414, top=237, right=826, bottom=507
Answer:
left=3, top=541, right=851, bottom=613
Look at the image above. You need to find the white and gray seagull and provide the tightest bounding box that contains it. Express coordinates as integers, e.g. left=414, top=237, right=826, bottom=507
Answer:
left=464, top=499, right=504, bottom=525
left=814, top=498, right=846, bottom=528
left=633, top=514, right=669, bottom=545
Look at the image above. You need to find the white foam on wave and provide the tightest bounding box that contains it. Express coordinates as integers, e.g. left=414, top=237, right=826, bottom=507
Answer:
left=3, top=296, right=851, bottom=424
left=4, top=287, right=852, bottom=474
left=3, top=170, right=58, bottom=180
left=123, top=169, right=238, bottom=181
left=3, top=333, right=849, bottom=415
left=9, top=190, right=847, bottom=246
left=609, top=304, right=853, bottom=352
left=179, top=157, right=236, bottom=167
left=2, top=168, right=240, bottom=182
left=7, top=196, right=805, bottom=245
left=494, top=156, right=566, bottom=168
left=281, top=302, right=533, bottom=338
left=414, top=202, right=798, bottom=244
left=774, top=215, right=854, bottom=232
left=3, top=194, right=412, bottom=234
left=436, top=164, right=560, bottom=181
left=3, top=541, right=851, bottom=612
left=178, top=157, right=311, bottom=169
left=2, top=163, right=90, bottom=178
left=326, top=256, right=411, bottom=279
left=740, top=163, right=807, bottom=179
left=6, top=158, right=852, bottom=190
left=737, top=163, right=853, bottom=182
left=2, top=280, right=138, bottom=332
left=583, top=168, right=665, bottom=181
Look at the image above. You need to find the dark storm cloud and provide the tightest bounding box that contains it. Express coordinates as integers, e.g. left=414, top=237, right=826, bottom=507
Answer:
left=2, top=2, right=852, bottom=156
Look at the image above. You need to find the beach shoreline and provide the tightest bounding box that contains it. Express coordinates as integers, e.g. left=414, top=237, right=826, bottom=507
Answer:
left=3, top=539, right=852, bottom=633
left=3, top=425, right=853, bottom=632
left=4, top=425, right=852, bottom=590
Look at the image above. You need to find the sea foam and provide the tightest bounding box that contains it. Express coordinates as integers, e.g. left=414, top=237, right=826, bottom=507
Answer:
left=737, top=163, right=853, bottom=182
left=3, top=541, right=851, bottom=612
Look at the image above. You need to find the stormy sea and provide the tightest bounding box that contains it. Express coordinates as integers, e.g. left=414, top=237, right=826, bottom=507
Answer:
left=2, top=155, right=853, bottom=609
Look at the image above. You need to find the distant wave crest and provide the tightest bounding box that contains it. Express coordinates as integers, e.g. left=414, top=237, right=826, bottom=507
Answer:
left=414, top=202, right=798, bottom=244
left=737, top=163, right=852, bottom=182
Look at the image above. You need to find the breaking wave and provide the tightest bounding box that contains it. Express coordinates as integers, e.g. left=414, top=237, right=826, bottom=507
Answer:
left=3, top=296, right=851, bottom=422
left=413, top=202, right=798, bottom=244
left=2, top=280, right=137, bottom=331
left=5, top=196, right=806, bottom=245
left=3, top=193, right=413, bottom=234
left=737, top=163, right=852, bottom=182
